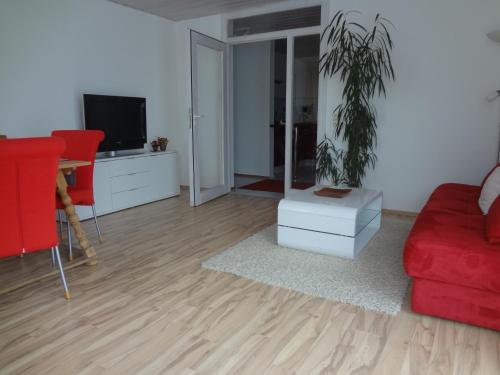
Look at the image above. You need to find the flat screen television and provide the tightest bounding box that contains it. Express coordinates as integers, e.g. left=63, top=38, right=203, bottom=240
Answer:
left=83, top=94, right=147, bottom=153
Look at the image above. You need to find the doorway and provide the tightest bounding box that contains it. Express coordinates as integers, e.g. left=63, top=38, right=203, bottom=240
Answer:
left=232, top=34, right=320, bottom=197
left=233, top=39, right=286, bottom=196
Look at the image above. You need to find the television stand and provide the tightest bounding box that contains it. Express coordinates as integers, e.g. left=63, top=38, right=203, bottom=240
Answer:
left=62, top=151, right=180, bottom=220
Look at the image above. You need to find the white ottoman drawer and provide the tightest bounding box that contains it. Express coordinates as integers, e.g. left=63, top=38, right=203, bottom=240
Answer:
left=277, top=187, right=382, bottom=259
left=278, top=200, right=357, bottom=236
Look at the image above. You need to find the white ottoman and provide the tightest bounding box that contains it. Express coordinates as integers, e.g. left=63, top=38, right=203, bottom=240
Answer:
left=277, top=187, right=382, bottom=259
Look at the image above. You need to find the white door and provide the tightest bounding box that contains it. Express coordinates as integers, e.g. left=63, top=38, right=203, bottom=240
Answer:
left=189, top=31, right=230, bottom=206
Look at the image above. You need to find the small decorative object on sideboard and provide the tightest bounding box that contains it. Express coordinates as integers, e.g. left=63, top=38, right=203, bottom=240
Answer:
left=157, top=137, right=168, bottom=151
left=151, top=137, right=168, bottom=152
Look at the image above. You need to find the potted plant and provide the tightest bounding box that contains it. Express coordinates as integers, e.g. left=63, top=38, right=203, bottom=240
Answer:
left=151, top=137, right=168, bottom=152
left=150, top=139, right=159, bottom=152
left=157, top=137, right=168, bottom=151
left=316, top=137, right=345, bottom=186
left=317, top=11, right=395, bottom=187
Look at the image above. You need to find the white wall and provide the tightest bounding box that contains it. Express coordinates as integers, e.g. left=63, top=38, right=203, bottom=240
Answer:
left=321, top=0, right=500, bottom=211
left=0, top=0, right=176, bottom=147
left=0, top=1, right=223, bottom=188
left=3, top=0, right=500, bottom=212
left=233, top=41, right=272, bottom=176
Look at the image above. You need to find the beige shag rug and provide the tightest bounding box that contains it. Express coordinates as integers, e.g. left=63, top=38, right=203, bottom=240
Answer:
left=202, top=216, right=413, bottom=315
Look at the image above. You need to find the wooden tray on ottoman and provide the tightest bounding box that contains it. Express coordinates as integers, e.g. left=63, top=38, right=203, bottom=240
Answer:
left=313, top=187, right=352, bottom=198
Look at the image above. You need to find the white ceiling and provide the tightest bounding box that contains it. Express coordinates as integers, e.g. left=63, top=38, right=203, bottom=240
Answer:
left=108, top=0, right=290, bottom=21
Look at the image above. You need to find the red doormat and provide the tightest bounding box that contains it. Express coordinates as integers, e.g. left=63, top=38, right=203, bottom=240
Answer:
left=239, top=179, right=314, bottom=193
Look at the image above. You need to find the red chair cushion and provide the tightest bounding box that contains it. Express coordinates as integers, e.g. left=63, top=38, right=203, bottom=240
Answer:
left=486, top=195, right=500, bottom=244
left=1, top=157, right=23, bottom=257
left=0, top=137, right=65, bottom=257
left=56, top=187, right=94, bottom=207
left=51, top=130, right=104, bottom=206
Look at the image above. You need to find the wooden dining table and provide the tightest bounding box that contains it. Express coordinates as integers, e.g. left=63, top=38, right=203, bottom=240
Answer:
left=57, top=159, right=97, bottom=265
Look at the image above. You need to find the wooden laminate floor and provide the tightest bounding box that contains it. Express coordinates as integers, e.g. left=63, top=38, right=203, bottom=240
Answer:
left=0, top=192, right=499, bottom=375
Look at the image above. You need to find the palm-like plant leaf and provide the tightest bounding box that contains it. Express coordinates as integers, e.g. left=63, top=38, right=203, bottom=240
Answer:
left=317, top=10, right=395, bottom=187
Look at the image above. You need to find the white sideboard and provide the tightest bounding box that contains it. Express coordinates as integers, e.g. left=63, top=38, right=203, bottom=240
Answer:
left=66, top=151, right=180, bottom=220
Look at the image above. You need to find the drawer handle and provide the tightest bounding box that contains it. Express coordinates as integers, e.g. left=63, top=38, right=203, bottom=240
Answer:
left=127, top=185, right=149, bottom=192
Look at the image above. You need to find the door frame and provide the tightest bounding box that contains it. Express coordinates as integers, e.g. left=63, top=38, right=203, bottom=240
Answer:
left=224, top=0, right=330, bottom=196
left=189, top=30, right=231, bottom=206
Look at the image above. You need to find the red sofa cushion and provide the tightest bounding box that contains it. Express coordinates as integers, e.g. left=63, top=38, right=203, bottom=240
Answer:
left=487, top=196, right=500, bottom=244
left=412, top=278, right=500, bottom=331
left=404, top=209, right=500, bottom=293
left=423, top=183, right=482, bottom=216
left=432, top=183, right=481, bottom=196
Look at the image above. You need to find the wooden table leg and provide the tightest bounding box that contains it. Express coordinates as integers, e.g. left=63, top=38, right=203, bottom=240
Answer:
left=56, top=171, right=97, bottom=265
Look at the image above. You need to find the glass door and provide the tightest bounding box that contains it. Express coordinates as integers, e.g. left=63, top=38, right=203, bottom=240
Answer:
left=284, top=34, right=321, bottom=195
left=291, top=34, right=320, bottom=190
left=189, top=31, right=230, bottom=206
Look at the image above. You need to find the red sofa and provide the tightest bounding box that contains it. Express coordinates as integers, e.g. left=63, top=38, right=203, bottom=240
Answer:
left=404, top=172, right=500, bottom=330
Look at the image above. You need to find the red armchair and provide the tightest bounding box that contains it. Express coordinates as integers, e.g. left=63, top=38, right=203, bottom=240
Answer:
left=51, top=130, right=105, bottom=260
left=0, top=137, right=71, bottom=299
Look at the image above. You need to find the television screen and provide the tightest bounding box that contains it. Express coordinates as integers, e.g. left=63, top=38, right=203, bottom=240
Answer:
left=83, top=94, right=147, bottom=152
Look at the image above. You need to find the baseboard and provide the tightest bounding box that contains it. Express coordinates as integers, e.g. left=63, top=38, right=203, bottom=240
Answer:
left=176, top=186, right=419, bottom=218
left=382, top=208, right=418, bottom=218
left=234, top=173, right=271, bottom=179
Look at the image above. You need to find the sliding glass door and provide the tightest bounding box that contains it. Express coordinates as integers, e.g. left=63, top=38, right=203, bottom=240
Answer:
left=291, top=34, right=320, bottom=190
left=283, top=34, right=321, bottom=195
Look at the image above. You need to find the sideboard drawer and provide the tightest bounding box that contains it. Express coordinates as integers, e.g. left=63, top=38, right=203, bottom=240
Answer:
left=72, top=151, right=179, bottom=220
left=111, top=185, right=152, bottom=210
left=111, top=171, right=151, bottom=193
left=106, top=157, right=150, bottom=177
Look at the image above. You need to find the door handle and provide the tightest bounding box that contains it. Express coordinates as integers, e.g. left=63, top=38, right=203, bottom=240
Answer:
left=188, top=108, right=203, bottom=129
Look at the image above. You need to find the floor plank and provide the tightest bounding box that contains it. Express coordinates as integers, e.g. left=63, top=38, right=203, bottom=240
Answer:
left=0, top=191, right=498, bottom=375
